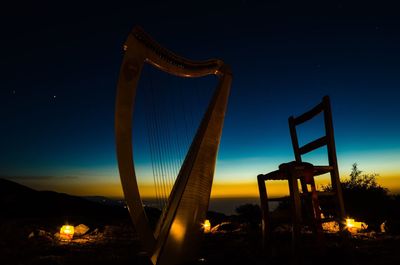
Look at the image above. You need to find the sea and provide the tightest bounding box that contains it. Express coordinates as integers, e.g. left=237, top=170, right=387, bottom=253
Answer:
left=140, top=197, right=279, bottom=215
left=209, top=197, right=279, bottom=215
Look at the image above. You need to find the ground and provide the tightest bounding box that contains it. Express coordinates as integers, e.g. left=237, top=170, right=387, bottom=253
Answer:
left=2, top=218, right=400, bottom=265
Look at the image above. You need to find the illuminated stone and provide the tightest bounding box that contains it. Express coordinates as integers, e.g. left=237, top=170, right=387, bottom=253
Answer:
left=203, top=220, right=211, bottom=233
left=60, top=225, right=75, bottom=241
left=346, top=218, right=368, bottom=233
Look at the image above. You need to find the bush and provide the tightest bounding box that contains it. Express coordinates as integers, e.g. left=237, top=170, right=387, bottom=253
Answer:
left=235, top=204, right=261, bottom=229
left=322, top=163, right=389, bottom=229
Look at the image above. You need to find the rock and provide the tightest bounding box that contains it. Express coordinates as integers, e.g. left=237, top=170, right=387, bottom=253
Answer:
left=38, top=229, right=47, bottom=237
left=28, top=229, right=53, bottom=239
left=323, top=221, right=340, bottom=233
left=28, top=232, right=35, bottom=239
left=27, top=229, right=54, bottom=242
left=74, top=224, right=89, bottom=236
left=381, top=221, right=387, bottom=233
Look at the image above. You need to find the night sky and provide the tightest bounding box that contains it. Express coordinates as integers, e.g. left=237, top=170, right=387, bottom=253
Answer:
left=1, top=1, right=400, bottom=197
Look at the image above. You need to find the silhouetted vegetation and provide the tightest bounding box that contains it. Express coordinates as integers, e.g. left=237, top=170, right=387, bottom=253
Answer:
left=206, top=211, right=228, bottom=227
left=144, top=206, right=161, bottom=230
left=322, top=163, right=399, bottom=230
left=235, top=203, right=261, bottom=229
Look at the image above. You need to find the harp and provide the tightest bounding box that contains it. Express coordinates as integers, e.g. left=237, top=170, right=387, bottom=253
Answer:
left=115, top=27, right=232, bottom=265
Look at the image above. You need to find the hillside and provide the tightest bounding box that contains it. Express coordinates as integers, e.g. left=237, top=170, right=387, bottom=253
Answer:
left=0, top=178, right=128, bottom=222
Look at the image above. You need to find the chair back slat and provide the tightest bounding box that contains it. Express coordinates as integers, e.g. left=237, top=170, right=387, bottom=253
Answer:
left=299, top=136, right=328, bottom=155
left=289, top=96, right=332, bottom=162
left=291, top=101, right=325, bottom=125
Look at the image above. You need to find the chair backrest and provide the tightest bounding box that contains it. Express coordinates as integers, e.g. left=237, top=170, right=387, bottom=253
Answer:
left=288, top=95, right=345, bottom=218
left=288, top=95, right=337, bottom=167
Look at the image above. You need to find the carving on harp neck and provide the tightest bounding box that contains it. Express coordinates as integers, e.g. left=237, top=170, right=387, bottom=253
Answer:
left=115, top=26, right=232, bottom=265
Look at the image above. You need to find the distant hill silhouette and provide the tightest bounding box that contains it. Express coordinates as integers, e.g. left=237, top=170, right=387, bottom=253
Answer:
left=83, top=195, right=126, bottom=207
left=0, top=178, right=129, bottom=221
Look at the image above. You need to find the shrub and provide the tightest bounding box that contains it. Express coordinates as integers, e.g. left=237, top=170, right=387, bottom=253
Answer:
left=322, top=163, right=389, bottom=229
left=235, top=204, right=261, bottom=229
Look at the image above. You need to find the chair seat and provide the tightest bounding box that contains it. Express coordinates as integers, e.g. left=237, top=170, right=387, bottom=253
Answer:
left=258, top=162, right=334, bottom=181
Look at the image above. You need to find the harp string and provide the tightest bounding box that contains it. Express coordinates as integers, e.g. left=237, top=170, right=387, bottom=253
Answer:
left=158, top=81, right=174, bottom=203
left=138, top=65, right=214, bottom=212
left=144, top=76, right=163, bottom=209
left=151, top=73, right=172, bottom=208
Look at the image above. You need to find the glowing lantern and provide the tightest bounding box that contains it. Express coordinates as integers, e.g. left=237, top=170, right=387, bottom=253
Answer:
left=346, top=218, right=355, bottom=228
left=60, top=225, right=75, bottom=241
left=345, top=218, right=368, bottom=233
left=203, top=220, right=211, bottom=233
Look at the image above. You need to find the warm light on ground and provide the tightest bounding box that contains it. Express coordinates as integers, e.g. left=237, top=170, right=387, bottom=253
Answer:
left=346, top=218, right=368, bottom=233
left=346, top=218, right=355, bottom=228
left=203, top=220, right=211, bottom=233
left=60, top=225, right=75, bottom=241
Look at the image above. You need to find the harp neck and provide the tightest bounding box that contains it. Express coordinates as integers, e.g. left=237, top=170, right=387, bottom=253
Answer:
left=127, top=26, right=228, bottom=78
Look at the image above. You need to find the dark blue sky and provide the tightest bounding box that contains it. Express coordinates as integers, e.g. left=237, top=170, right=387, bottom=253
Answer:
left=1, top=1, right=399, bottom=196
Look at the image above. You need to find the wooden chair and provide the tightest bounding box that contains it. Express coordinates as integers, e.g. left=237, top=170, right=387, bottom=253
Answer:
left=257, top=95, right=346, bottom=251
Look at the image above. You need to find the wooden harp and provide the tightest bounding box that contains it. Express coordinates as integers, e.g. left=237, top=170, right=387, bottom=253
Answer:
left=115, top=26, right=232, bottom=265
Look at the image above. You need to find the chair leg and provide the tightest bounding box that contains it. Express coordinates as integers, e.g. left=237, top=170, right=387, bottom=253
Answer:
left=287, top=174, right=301, bottom=253
left=300, top=178, right=315, bottom=225
left=300, top=178, right=308, bottom=194
left=309, top=178, right=324, bottom=245
left=330, top=172, right=346, bottom=231
left=257, top=175, right=271, bottom=249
